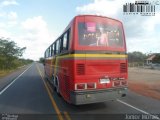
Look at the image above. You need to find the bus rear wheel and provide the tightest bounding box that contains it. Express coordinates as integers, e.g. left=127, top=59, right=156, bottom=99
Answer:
left=52, top=75, right=56, bottom=91
left=55, top=77, right=60, bottom=96
left=44, top=71, right=48, bottom=81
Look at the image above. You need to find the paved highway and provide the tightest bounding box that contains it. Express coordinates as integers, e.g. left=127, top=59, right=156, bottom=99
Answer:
left=0, top=62, right=160, bottom=120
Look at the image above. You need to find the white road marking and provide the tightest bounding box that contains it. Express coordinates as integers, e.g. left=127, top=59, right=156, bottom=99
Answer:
left=117, top=99, right=160, bottom=120
left=0, top=64, right=32, bottom=95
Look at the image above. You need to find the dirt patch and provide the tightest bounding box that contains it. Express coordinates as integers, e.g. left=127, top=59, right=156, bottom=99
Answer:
left=128, top=68, right=160, bottom=100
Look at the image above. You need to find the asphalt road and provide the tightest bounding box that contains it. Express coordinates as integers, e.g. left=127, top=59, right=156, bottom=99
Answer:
left=0, top=62, right=160, bottom=120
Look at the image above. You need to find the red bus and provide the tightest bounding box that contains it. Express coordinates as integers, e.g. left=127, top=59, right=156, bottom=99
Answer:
left=44, top=15, right=128, bottom=105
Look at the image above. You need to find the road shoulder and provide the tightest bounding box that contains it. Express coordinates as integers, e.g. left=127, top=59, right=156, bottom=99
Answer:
left=0, top=64, right=31, bottom=91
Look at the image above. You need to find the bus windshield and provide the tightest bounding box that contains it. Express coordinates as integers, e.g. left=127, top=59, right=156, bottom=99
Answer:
left=78, top=22, right=124, bottom=47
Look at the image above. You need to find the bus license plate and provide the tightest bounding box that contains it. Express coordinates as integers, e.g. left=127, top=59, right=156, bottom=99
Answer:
left=100, top=78, right=110, bottom=84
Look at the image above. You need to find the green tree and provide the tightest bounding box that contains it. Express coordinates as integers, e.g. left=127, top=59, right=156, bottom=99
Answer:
left=0, top=38, right=26, bottom=69
left=152, top=54, right=160, bottom=63
left=128, top=51, right=147, bottom=63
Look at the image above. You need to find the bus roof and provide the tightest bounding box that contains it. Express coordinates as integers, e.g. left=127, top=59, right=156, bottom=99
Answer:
left=74, top=15, right=123, bottom=24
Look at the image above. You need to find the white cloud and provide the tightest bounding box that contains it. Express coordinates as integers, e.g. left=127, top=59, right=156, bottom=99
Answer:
left=127, top=36, right=160, bottom=53
left=76, top=0, right=122, bottom=18
left=0, top=0, right=18, bottom=7
left=7, top=21, right=17, bottom=27
left=0, top=14, right=55, bottom=60
left=21, top=16, right=54, bottom=43
left=0, top=0, right=54, bottom=61
left=8, top=11, right=17, bottom=20
left=0, top=29, right=11, bottom=38
left=0, top=22, right=5, bottom=28
left=76, top=0, right=160, bottom=53
left=0, top=12, right=6, bottom=17
left=22, top=16, right=47, bottom=32
left=143, top=14, right=160, bottom=32
left=20, top=16, right=55, bottom=60
left=7, top=11, right=18, bottom=27
left=0, top=11, right=18, bottom=28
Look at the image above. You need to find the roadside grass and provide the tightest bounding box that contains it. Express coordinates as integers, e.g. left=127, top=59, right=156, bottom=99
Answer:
left=0, top=65, right=26, bottom=78
left=0, top=69, right=14, bottom=78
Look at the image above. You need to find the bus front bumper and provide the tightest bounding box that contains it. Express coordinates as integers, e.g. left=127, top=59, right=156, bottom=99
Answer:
left=70, top=87, right=128, bottom=105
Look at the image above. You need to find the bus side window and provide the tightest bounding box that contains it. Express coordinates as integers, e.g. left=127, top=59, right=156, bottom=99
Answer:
left=56, top=40, right=60, bottom=54
left=50, top=46, right=52, bottom=57
left=58, top=39, right=61, bottom=53
left=45, top=49, right=47, bottom=58
left=63, top=32, right=67, bottom=50
left=47, top=49, right=49, bottom=58
left=52, top=44, right=54, bottom=56
left=59, top=37, right=63, bottom=53
left=62, top=29, right=70, bottom=52
left=48, top=48, right=50, bottom=57
left=54, top=43, right=56, bottom=55
left=55, top=41, right=57, bottom=55
left=50, top=45, right=52, bottom=56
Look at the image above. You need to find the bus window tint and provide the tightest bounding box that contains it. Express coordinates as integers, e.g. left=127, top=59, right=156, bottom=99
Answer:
left=78, top=22, right=124, bottom=47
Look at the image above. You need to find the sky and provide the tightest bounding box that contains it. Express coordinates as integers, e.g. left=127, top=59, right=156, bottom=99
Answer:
left=0, top=0, right=160, bottom=60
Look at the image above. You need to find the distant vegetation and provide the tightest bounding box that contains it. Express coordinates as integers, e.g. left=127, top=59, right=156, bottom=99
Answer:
left=128, top=51, right=147, bottom=63
left=39, top=57, right=45, bottom=64
left=128, top=51, right=160, bottom=67
left=0, top=38, right=33, bottom=70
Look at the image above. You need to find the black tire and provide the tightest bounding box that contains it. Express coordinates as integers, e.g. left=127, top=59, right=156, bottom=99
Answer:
left=52, top=76, right=56, bottom=91
left=55, top=77, right=61, bottom=96
left=44, top=71, right=48, bottom=80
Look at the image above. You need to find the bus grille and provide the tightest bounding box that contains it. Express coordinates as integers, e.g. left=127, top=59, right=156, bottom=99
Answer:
left=76, top=64, right=85, bottom=75
left=120, top=63, right=127, bottom=73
